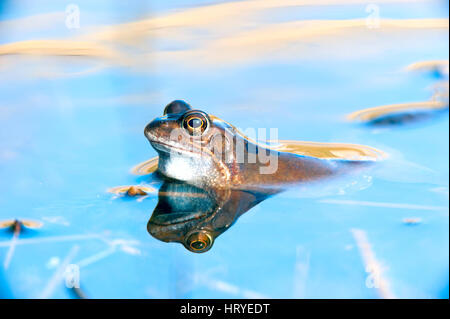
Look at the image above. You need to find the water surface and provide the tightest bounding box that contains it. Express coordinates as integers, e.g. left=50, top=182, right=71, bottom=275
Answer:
left=0, top=0, right=448, bottom=298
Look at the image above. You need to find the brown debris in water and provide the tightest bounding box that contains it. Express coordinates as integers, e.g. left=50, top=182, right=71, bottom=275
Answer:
left=347, top=60, right=449, bottom=126
left=403, top=217, right=422, bottom=225
left=405, top=60, right=449, bottom=77
left=130, top=156, right=159, bottom=175
left=0, top=219, right=43, bottom=231
left=126, top=185, right=148, bottom=196
left=347, top=101, right=448, bottom=124
left=107, top=185, right=156, bottom=196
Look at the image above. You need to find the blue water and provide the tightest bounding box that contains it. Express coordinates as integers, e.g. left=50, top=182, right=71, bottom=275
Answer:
left=0, top=1, right=448, bottom=298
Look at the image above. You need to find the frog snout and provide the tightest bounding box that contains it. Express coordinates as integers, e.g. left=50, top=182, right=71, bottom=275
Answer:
left=144, top=121, right=156, bottom=139
left=144, top=118, right=167, bottom=141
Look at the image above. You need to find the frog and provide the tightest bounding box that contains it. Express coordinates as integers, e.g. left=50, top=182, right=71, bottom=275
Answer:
left=113, top=100, right=385, bottom=253
left=143, top=100, right=383, bottom=191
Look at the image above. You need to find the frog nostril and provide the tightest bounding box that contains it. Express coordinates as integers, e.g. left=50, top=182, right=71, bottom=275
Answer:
left=144, top=122, right=157, bottom=137
left=145, top=118, right=169, bottom=137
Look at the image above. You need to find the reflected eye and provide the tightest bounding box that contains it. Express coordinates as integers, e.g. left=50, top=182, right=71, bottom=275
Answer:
left=184, top=231, right=213, bottom=253
left=182, top=113, right=208, bottom=135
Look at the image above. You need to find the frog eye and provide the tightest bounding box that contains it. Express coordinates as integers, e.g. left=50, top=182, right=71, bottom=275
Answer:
left=182, top=113, right=208, bottom=135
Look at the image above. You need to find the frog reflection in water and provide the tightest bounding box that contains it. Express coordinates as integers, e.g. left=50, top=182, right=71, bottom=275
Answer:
left=138, top=100, right=385, bottom=253
left=148, top=180, right=268, bottom=253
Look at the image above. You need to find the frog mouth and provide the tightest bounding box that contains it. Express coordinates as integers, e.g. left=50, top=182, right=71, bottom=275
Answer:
left=150, top=140, right=204, bottom=157
left=148, top=211, right=212, bottom=242
left=150, top=211, right=209, bottom=226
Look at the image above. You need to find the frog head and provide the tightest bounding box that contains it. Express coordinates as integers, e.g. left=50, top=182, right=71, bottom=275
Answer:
left=144, top=100, right=238, bottom=187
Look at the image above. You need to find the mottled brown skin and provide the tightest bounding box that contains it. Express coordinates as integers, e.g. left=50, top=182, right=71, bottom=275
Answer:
left=144, top=100, right=355, bottom=191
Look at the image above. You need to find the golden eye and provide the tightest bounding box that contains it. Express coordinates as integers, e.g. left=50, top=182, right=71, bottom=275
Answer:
left=188, top=117, right=203, bottom=130
left=183, top=113, right=208, bottom=135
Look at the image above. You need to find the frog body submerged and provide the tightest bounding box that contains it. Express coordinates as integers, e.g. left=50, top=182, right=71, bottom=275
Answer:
left=144, top=100, right=372, bottom=190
